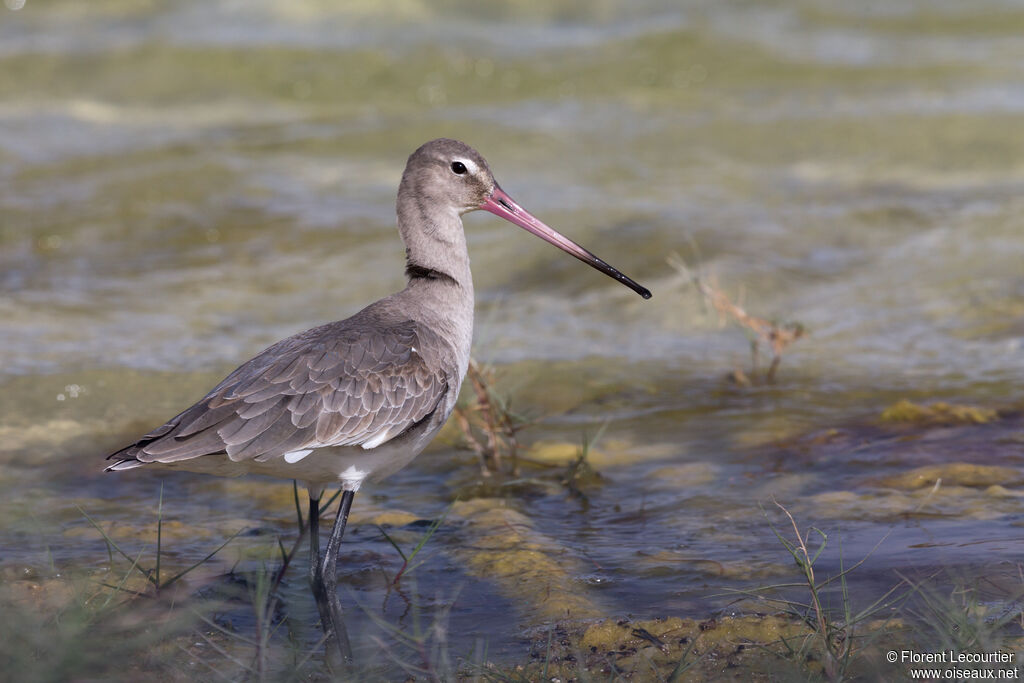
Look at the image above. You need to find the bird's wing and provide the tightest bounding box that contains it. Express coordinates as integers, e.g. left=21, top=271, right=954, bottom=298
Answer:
left=106, top=320, right=449, bottom=466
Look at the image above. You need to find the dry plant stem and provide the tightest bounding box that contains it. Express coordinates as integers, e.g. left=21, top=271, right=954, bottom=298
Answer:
left=498, top=396, right=522, bottom=476
left=468, top=360, right=502, bottom=472
left=669, top=253, right=803, bottom=383
left=454, top=359, right=526, bottom=477
left=453, top=405, right=490, bottom=476
left=773, top=500, right=844, bottom=683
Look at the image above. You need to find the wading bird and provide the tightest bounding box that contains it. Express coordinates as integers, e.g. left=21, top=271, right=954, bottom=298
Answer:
left=106, top=138, right=651, bottom=663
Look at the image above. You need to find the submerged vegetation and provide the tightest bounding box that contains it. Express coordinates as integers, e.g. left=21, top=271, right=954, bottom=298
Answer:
left=6, top=489, right=1020, bottom=681
left=669, top=253, right=805, bottom=385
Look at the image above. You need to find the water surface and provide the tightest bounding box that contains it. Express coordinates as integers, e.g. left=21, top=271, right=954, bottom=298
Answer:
left=2, top=0, right=1023, bottom=676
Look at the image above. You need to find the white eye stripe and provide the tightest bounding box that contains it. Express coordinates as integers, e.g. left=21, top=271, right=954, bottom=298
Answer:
left=454, top=158, right=478, bottom=175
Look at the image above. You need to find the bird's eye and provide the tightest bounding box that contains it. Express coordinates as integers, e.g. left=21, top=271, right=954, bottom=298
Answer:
left=451, top=161, right=467, bottom=175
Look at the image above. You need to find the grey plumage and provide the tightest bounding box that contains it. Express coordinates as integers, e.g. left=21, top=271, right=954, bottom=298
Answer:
left=107, top=306, right=450, bottom=470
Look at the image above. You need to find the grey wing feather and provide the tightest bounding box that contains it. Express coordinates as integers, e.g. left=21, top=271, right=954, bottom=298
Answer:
left=106, top=318, right=449, bottom=469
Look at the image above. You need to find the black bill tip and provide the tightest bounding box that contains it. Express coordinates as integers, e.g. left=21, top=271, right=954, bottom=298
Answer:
left=594, top=257, right=652, bottom=299
left=625, top=279, right=652, bottom=299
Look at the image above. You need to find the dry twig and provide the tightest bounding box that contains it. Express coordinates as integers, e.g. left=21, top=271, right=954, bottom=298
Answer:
left=669, top=253, right=804, bottom=383
left=452, top=359, right=527, bottom=476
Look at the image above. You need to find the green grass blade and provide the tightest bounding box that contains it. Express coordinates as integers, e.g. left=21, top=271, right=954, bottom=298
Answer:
left=101, top=547, right=147, bottom=609
left=318, top=489, right=343, bottom=517
left=156, top=483, right=164, bottom=588
left=159, top=527, right=246, bottom=588
left=405, top=503, right=453, bottom=565
left=292, top=480, right=303, bottom=530
left=808, top=527, right=828, bottom=565
left=77, top=504, right=157, bottom=587
left=377, top=525, right=408, bottom=562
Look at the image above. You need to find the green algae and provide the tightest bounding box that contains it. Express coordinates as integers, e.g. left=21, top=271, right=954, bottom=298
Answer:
left=635, top=549, right=790, bottom=581
left=810, top=481, right=1024, bottom=522
left=876, top=462, right=1023, bottom=490
left=64, top=518, right=216, bottom=544
left=881, top=399, right=999, bottom=426
left=449, top=499, right=602, bottom=622
left=525, top=439, right=677, bottom=469
left=1, top=576, right=78, bottom=614
left=507, top=614, right=896, bottom=682
left=645, top=461, right=719, bottom=489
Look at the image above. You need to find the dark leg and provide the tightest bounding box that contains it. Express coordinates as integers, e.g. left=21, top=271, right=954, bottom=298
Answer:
left=308, top=490, right=355, bottom=668
left=308, top=495, right=334, bottom=650
left=321, top=491, right=354, bottom=658
left=321, top=490, right=354, bottom=612
left=308, top=495, right=321, bottom=593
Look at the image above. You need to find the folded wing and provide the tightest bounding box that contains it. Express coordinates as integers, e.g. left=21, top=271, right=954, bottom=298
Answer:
left=106, top=319, right=448, bottom=468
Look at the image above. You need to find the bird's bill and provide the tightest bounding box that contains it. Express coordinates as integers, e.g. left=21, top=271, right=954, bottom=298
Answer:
left=480, top=184, right=652, bottom=299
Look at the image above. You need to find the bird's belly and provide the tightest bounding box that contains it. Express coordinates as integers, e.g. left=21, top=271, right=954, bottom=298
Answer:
left=153, top=442, right=405, bottom=487
left=151, top=416, right=445, bottom=490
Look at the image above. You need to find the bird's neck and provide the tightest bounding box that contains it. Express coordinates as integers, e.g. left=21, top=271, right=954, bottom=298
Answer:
left=396, top=194, right=475, bottom=380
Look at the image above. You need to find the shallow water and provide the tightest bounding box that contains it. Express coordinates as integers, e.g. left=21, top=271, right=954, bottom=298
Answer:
left=2, top=0, right=1024, bottom=676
